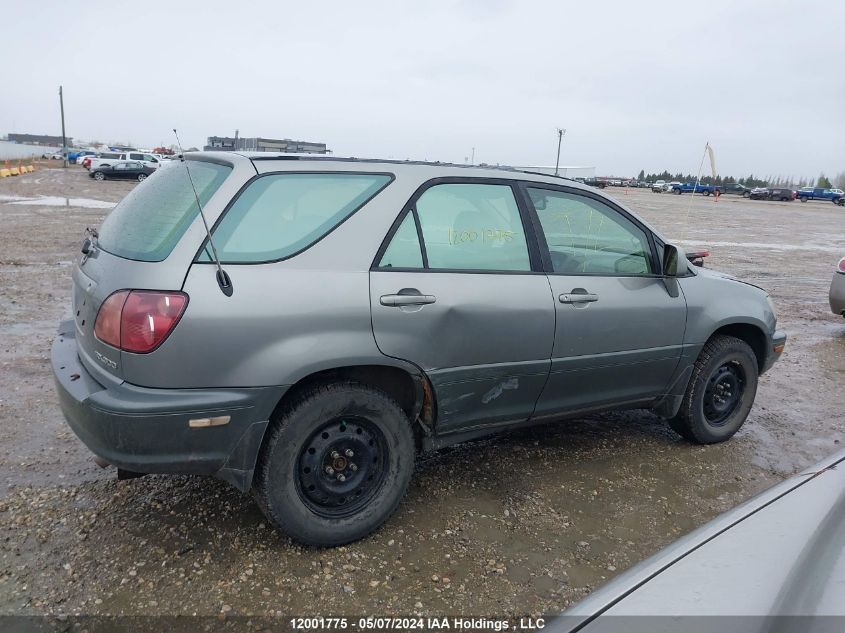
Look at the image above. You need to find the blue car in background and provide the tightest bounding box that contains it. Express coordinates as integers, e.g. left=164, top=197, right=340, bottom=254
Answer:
left=797, top=187, right=844, bottom=202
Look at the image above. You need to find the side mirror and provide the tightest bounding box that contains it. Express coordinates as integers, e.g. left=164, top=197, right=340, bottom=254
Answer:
left=662, top=243, right=682, bottom=276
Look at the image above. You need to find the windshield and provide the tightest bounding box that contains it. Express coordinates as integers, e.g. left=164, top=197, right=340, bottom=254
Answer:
left=97, top=160, right=231, bottom=262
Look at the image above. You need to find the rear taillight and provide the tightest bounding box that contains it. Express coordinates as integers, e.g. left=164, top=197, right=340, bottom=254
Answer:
left=94, top=290, right=188, bottom=353
left=838, top=258, right=845, bottom=274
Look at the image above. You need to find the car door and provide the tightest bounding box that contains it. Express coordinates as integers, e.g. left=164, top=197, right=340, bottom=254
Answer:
left=370, top=179, right=555, bottom=434
left=520, top=184, right=687, bottom=418
left=111, top=163, right=127, bottom=179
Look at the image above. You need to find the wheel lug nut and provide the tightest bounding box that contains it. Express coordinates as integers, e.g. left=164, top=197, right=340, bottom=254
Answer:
left=345, top=448, right=354, bottom=457
left=350, top=463, right=358, bottom=471
left=331, top=450, right=340, bottom=459
left=325, top=466, right=335, bottom=475
left=337, top=474, right=346, bottom=482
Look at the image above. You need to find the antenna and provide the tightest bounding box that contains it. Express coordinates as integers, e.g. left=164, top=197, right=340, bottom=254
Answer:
left=173, top=129, right=233, bottom=297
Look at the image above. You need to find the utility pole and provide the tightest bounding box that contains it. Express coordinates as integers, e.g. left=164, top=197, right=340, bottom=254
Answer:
left=59, top=86, right=67, bottom=168
left=470, top=147, right=475, bottom=165
left=554, top=128, right=566, bottom=176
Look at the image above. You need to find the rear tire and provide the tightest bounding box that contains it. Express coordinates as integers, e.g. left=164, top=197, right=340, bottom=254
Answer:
left=669, top=335, right=758, bottom=444
left=137, top=173, right=147, bottom=182
left=93, top=171, right=105, bottom=181
left=253, top=382, right=415, bottom=546
left=799, top=197, right=808, bottom=202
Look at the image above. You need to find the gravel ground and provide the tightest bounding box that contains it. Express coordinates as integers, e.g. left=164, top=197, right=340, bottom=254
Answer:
left=0, top=166, right=843, bottom=618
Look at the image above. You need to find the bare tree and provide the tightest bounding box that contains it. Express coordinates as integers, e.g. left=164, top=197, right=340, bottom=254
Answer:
left=834, top=171, right=845, bottom=189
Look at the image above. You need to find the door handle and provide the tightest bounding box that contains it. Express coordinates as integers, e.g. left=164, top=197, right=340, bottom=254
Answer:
left=380, top=292, right=436, bottom=307
left=559, top=292, right=599, bottom=304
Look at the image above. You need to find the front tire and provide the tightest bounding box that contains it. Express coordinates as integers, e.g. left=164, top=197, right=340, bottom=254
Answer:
left=669, top=335, right=758, bottom=444
left=93, top=171, right=105, bottom=181
left=253, top=382, right=415, bottom=546
left=137, top=173, right=147, bottom=182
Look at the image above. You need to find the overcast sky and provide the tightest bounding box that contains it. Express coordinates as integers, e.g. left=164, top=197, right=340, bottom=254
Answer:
left=3, top=0, right=843, bottom=179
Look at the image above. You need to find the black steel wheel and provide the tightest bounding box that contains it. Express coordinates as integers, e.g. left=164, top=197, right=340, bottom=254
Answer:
left=296, top=416, right=388, bottom=518
left=668, top=335, right=758, bottom=444
left=702, top=362, right=745, bottom=426
left=254, top=381, right=415, bottom=546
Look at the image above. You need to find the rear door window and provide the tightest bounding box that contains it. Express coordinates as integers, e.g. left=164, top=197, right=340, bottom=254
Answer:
left=415, top=183, right=531, bottom=271
left=199, top=173, right=392, bottom=263
left=97, top=160, right=232, bottom=262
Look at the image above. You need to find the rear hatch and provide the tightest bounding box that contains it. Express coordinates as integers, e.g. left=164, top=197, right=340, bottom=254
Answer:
left=71, top=158, right=237, bottom=384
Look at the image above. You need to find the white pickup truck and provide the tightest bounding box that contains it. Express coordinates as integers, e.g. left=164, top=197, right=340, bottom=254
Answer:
left=88, top=151, right=162, bottom=171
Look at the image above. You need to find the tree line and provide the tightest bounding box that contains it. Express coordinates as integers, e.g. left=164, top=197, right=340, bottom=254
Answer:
left=636, top=170, right=843, bottom=189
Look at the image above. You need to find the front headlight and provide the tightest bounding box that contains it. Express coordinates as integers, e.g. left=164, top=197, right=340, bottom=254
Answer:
left=766, top=295, right=778, bottom=326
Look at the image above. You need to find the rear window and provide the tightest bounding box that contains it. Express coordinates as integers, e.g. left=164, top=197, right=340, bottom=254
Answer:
left=198, top=173, right=392, bottom=263
left=97, top=160, right=231, bottom=262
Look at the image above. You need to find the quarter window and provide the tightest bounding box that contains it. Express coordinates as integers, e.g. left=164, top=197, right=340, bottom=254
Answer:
left=378, top=212, right=423, bottom=268
left=527, top=188, right=653, bottom=275
left=414, top=183, right=530, bottom=271
left=200, top=173, right=391, bottom=263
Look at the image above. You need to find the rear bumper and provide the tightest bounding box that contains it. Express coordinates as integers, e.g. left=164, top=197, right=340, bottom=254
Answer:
left=51, top=321, right=287, bottom=491
left=830, top=273, right=845, bottom=317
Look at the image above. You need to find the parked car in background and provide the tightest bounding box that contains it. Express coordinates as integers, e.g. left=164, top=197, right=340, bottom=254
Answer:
left=670, top=182, right=714, bottom=195
left=831, top=256, right=845, bottom=318
left=89, top=161, right=155, bottom=182
left=835, top=195, right=845, bottom=206
left=584, top=177, right=607, bottom=188
left=74, top=151, right=97, bottom=164
left=639, top=181, right=651, bottom=188
left=560, top=449, right=845, bottom=628
left=82, top=156, right=95, bottom=170
left=767, top=187, right=796, bottom=201
left=651, top=180, right=667, bottom=192
left=52, top=153, right=785, bottom=546
left=797, top=187, right=845, bottom=202
left=89, top=151, right=162, bottom=171
left=749, top=187, right=770, bottom=200
left=715, top=183, right=750, bottom=197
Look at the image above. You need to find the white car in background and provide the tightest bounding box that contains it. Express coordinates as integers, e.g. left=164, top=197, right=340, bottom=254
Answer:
left=75, top=151, right=97, bottom=165
left=88, top=151, right=162, bottom=171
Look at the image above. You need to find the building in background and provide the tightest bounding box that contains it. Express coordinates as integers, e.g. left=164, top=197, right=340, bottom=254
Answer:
left=512, top=165, right=596, bottom=179
left=7, top=133, right=72, bottom=146
left=204, top=133, right=328, bottom=154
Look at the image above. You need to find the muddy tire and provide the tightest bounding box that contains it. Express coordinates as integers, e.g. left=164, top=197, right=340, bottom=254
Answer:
left=253, top=382, right=415, bottom=546
left=669, top=335, right=758, bottom=444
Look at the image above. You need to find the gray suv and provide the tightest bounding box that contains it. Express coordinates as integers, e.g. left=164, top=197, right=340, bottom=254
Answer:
left=52, top=154, right=786, bottom=545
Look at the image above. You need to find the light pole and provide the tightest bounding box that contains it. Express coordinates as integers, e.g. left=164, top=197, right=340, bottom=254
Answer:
left=555, top=128, right=566, bottom=176
left=59, top=86, right=67, bottom=168
left=471, top=147, right=475, bottom=165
